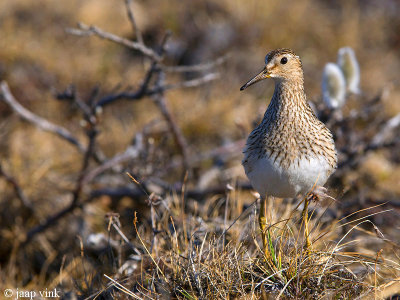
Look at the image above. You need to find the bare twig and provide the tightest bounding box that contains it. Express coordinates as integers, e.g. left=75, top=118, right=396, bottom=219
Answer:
left=23, top=200, right=81, bottom=245
left=152, top=71, right=189, bottom=170
left=370, top=112, right=400, bottom=147
left=71, top=129, right=98, bottom=206
left=162, top=139, right=245, bottom=176
left=161, top=72, right=219, bottom=90
left=336, top=120, right=400, bottom=172
left=124, top=0, right=143, bottom=44
left=149, top=198, right=158, bottom=256
left=336, top=141, right=399, bottom=176
left=147, top=31, right=190, bottom=170
left=17, top=5, right=224, bottom=247
left=0, top=161, right=33, bottom=210
left=96, top=72, right=219, bottom=107
left=67, top=23, right=160, bottom=61
left=23, top=145, right=98, bottom=245
left=82, top=146, right=138, bottom=185
left=110, top=220, right=141, bottom=255
left=23, top=105, right=99, bottom=245
left=96, top=62, right=158, bottom=107
left=55, top=85, right=106, bottom=163
left=67, top=19, right=220, bottom=110
left=0, top=81, right=85, bottom=152
left=69, top=90, right=100, bottom=206
left=57, top=85, right=99, bottom=127
left=82, top=129, right=145, bottom=185
left=163, top=54, right=229, bottom=73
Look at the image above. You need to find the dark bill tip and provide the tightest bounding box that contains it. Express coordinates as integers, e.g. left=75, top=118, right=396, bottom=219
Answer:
left=239, top=67, right=268, bottom=91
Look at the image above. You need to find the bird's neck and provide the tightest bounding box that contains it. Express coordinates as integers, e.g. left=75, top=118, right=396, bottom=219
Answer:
left=263, top=79, right=309, bottom=121
left=273, top=79, right=306, bottom=106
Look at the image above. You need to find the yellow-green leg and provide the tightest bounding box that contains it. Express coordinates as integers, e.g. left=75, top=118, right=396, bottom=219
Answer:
left=259, top=196, right=269, bottom=257
left=302, top=197, right=311, bottom=250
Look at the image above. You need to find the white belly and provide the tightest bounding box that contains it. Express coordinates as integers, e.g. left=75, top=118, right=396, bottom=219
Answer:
left=244, top=155, right=331, bottom=198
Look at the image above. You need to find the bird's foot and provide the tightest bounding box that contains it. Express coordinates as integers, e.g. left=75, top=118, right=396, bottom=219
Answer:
left=307, top=186, right=329, bottom=202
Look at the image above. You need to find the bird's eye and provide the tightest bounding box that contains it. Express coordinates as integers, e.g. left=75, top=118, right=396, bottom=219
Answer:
left=280, top=57, right=288, bottom=64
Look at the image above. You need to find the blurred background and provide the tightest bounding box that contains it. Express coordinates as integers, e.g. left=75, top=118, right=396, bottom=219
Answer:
left=1, top=0, right=400, bottom=297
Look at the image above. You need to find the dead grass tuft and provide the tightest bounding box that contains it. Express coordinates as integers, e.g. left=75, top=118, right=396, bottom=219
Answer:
left=78, top=190, right=400, bottom=299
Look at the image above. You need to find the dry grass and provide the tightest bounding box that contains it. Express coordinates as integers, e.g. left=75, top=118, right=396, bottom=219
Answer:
left=72, top=188, right=400, bottom=299
left=1, top=0, right=400, bottom=299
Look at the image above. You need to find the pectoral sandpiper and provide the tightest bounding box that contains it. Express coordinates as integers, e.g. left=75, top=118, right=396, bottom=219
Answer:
left=240, top=48, right=337, bottom=254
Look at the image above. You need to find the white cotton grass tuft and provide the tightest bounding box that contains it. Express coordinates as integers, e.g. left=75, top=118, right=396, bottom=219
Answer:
left=337, top=47, right=361, bottom=94
left=322, top=62, right=347, bottom=109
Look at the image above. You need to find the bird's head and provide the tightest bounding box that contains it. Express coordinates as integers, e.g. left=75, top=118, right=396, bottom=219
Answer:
left=240, top=48, right=303, bottom=91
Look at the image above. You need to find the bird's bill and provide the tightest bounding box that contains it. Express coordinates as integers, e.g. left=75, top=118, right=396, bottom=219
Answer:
left=240, top=67, right=270, bottom=91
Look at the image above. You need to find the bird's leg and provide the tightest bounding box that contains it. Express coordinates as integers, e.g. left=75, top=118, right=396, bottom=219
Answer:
left=302, top=196, right=311, bottom=250
left=259, top=196, right=269, bottom=257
